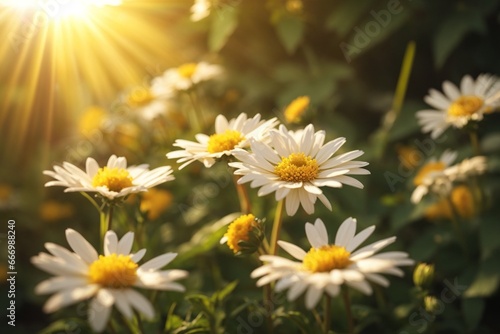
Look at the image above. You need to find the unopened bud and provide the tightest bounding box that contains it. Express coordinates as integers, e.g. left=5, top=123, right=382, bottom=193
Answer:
left=424, top=296, right=440, bottom=314
left=413, top=263, right=435, bottom=289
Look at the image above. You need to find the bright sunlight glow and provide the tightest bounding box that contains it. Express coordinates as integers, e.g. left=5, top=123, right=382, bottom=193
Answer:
left=1, top=0, right=123, bottom=19
left=0, top=0, right=179, bottom=163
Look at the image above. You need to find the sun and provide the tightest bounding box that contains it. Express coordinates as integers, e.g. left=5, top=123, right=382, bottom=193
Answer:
left=0, top=0, right=184, bottom=165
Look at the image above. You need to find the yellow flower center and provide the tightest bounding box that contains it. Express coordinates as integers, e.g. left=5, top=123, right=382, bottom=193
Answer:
left=413, top=162, right=445, bottom=186
left=178, top=63, right=198, bottom=79
left=126, top=87, right=154, bottom=108
left=92, top=167, right=134, bottom=192
left=88, top=254, right=138, bottom=288
left=284, top=96, right=310, bottom=124
left=224, top=214, right=257, bottom=253
left=303, top=245, right=352, bottom=273
left=274, top=153, right=319, bottom=182
left=207, top=130, right=245, bottom=153
left=448, top=96, right=484, bottom=117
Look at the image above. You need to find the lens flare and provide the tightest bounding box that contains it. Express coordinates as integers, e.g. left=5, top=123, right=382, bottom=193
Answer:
left=0, top=0, right=183, bottom=164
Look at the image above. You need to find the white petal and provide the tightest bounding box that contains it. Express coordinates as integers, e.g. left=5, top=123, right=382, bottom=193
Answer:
left=124, top=289, right=155, bottom=319
left=350, top=237, right=396, bottom=261
left=305, top=220, right=327, bottom=248
left=335, top=217, right=357, bottom=247
left=139, top=253, right=177, bottom=271
left=287, top=280, right=308, bottom=301
left=285, top=190, right=300, bottom=216
left=305, top=285, right=323, bottom=309
left=104, top=231, right=118, bottom=256
left=89, top=294, right=113, bottom=332
left=110, top=290, right=134, bottom=319
left=131, top=249, right=147, bottom=263
left=117, top=232, right=135, bottom=255
left=65, top=229, right=98, bottom=264
left=35, top=277, right=88, bottom=295
left=347, top=280, right=372, bottom=295
left=277, top=241, right=306, bottom=260
left=346, top=226, right=375, bottom=252
left=43, top=285, right=99, bottom=313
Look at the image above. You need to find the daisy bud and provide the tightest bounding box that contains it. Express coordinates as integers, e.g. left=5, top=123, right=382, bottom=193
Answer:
left=413, top=263, right=435, bottom=290
left=220, top=214, right=264, bottom=256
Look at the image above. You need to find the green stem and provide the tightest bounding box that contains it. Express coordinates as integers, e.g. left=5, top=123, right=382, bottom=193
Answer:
left=264, top=284, right=274, bottom=334
left=374, top=41, right=416, bottom=160
left=100, top=204, right=114, bottom=245
left=232, top=174, right=252, bottom=214
left=80, top=191, right=101, bottom=213
left=100, top=210, right=107, bottom=246
left=186, top=89, right=203, bottom=132
left=342, top=288, right=354, bottom=334
left=107, top=204, right=114, bottom=232
left=323, top=295, right=331, bottom=334
left=445, top=196, right=468, bottom=256
left=469, top=131, right=481, bottom=156
left=269, top=200, right=284, bottom=256
left=135, top=310, right=145, bottom=334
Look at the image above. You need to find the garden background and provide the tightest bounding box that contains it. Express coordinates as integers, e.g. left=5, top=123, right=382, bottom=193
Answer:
left=1, top=0, right=500, bottom=333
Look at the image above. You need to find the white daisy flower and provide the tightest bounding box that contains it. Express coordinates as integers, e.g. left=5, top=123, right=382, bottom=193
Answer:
left=416, top=74, right=500, bottom=139
left=190, top=0, right=211, bottom=21
left=167, top=113, right=279, bottom=169
left=31, top=229, right=188, bottom=333
left=43, top=155, right=174, bottom=201
left=411, top=155, right=487, bottom=204
left=123, top=75, right=176, bottom=121
left=251, top=217, right=414, bottom=309
left=228, top=124, right=370, bottom=216
left=156, top=62, right=222, bottom=92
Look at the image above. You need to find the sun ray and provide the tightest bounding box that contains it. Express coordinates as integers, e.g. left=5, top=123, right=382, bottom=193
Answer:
left=1, top=0, right=186, bottom=166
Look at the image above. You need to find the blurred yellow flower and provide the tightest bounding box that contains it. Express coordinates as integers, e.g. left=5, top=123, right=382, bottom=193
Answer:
left=284, top=96, right=310, bottom=124
left=140, top=188, right=174, bottom=220
left=78, top=106, right=106, bottom=138
left=0, top=264, right=7, bottom=282
left=286, top=0, right=303, bottom=13
left=126, top=87, right=155, bottom=108
left=413, top=150, right=457, bottom=187
left=39, top=200, right=74, bottom=222
left=0, top=184, right=13, bottom=201
left=396, top=145, right=422, bottom=170
left=425, top=185, right=476, bottom=220
left=0, top=183, right=19, bottom=210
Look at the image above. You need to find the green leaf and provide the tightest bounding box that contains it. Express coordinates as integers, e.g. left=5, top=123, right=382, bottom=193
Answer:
left=212, top=280, right=238, bottom=304
left=479, top=210, right=500, bottom=259
left=275, top=15, right=304, bottom=54
left=40, top=318, right=88, bottom=334
left=209, top=6, right=239, bottom=52
left=325, top=1, right=374, bottom=37
left=464, top=249, right=500, bottom=297
left=344, top=9, right=411, bottom=61
left=172, top=213, right=240, bottom=266
left=408, top=226, right=448, bottom=261
left=188, top=294, right=214, bottom=318
left=388, top=100, right=425, bottom=141
left=274, top=310, right=311, bottom=333
left=462, top=298, right=485, bottom=331
left=433, top=10, right=486, bottom=68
